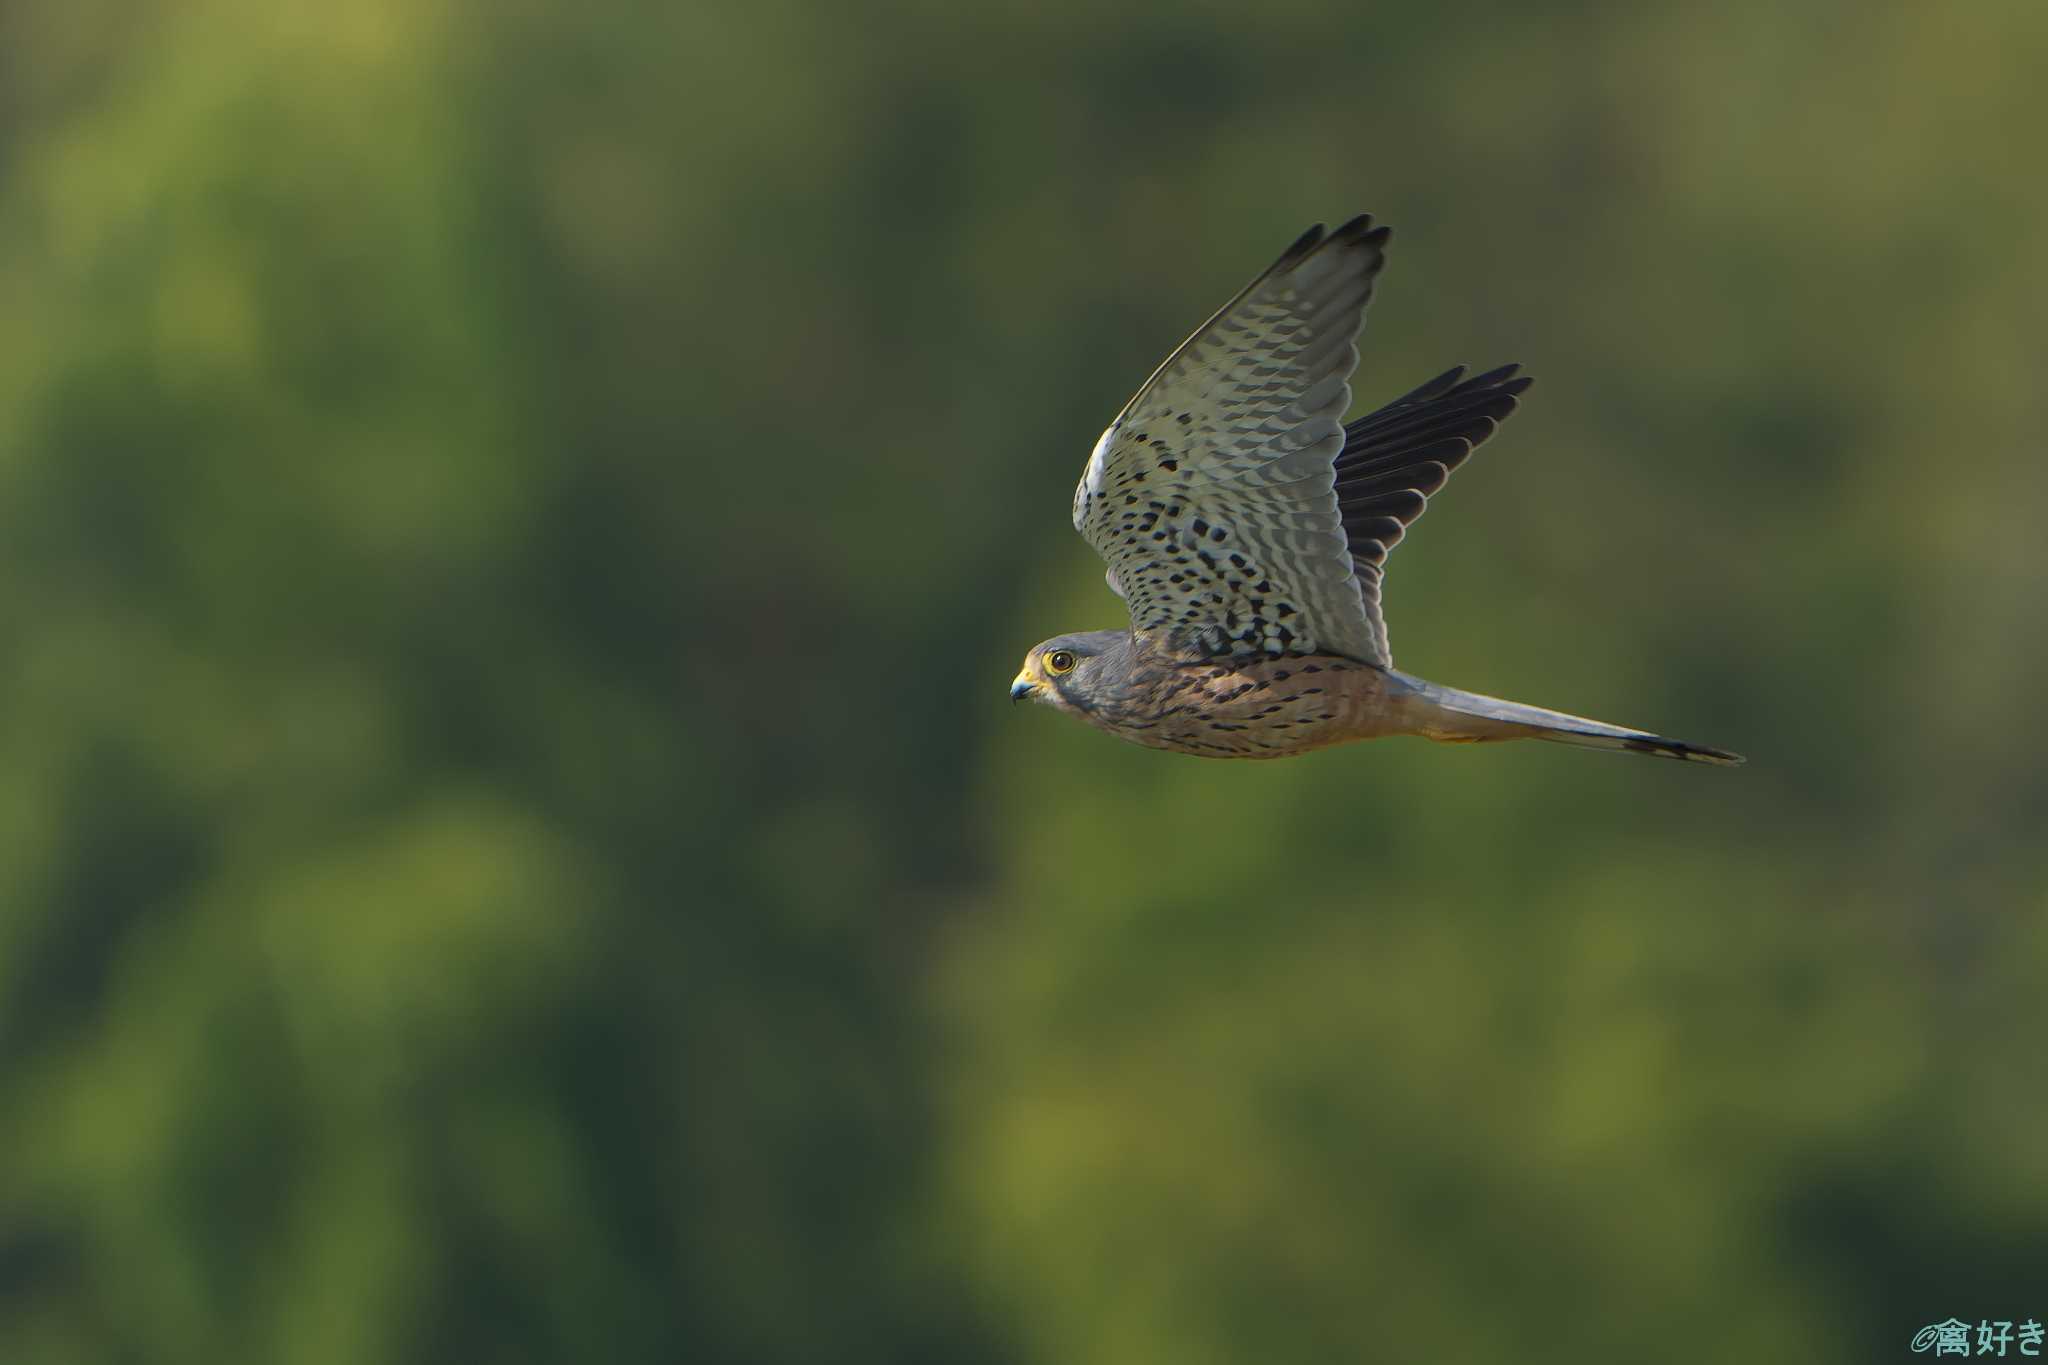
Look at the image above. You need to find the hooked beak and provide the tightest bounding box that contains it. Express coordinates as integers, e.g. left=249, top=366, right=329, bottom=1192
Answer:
left=1009, top=673, right=1041, bottom=704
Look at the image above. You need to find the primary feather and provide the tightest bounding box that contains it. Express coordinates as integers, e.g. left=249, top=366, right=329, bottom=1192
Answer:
left=1072, top=216, right=1389, bottom=664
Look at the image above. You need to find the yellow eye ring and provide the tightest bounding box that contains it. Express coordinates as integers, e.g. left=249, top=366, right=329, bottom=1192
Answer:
left=1045, top=650, right=1077, bottom=675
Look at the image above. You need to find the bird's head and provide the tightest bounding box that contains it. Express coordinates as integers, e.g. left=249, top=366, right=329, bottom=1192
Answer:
left=1009, top=631, right=1127, bottom=715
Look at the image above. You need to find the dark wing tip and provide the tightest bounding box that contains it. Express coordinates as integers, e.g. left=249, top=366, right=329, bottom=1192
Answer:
left=1309, top=215, right=1390, bottom=264
left=1326, top=210, right=1390, bottom=239
left=1362, top=363, right=1533, bottom=425
left=1280, top=223, right=1327, bottom=264
left=1260, top=214, right=1391, bottom=304
left=1396, top=365, right=1468, bottom=406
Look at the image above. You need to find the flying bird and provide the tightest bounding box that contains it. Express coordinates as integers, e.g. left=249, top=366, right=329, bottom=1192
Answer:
left=1010, top=215, right=1742, bottom=766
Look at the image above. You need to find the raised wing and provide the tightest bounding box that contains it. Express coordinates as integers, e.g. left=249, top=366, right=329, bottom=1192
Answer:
left=1333, top=363, right=1533, bottom=661
left=1072, top=216, right=1389, bottom=662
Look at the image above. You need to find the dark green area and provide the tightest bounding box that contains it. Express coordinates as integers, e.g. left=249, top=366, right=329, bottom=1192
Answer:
left=3, top=1, right=2044, bottom=1361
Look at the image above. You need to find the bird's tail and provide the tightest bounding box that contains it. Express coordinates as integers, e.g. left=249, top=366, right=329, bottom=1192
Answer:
left=1390, top=672, right=1744, bottom=767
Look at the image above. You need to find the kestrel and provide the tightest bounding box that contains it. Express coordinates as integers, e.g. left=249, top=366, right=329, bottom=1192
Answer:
left=1010, top=215, right=1742, bottom=765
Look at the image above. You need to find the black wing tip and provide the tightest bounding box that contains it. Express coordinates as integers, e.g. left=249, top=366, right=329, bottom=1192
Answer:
left=1331, top=211, right=1383, bottom=238
left=1373, top=363, right=1532, bottom=418
left=1340, top=392, right=1519, bottom=454
left=1282, top=223, right=1327, bottom=260
left=1267, top=214, right=1390, bottom=294
left=1469, top=362, right=1532, bottom=392
left=1301, top=213, right=1392, bottom=260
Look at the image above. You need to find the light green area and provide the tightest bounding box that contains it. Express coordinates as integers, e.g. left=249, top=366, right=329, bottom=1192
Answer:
left=2, top=1, right=2044, bottom=1361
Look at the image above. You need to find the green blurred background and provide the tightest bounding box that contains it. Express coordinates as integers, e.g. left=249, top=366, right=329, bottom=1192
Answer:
left=3, top=0, right=2045, bottom=1361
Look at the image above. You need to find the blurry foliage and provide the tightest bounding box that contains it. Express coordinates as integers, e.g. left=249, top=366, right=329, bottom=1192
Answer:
left=1, top=0, right=2044, bottom=1362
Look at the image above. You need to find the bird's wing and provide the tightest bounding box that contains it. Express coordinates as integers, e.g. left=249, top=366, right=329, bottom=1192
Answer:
left=1072, top=216, right=1390, bottom=662
left=1331, top=363, right=1532, bottom=662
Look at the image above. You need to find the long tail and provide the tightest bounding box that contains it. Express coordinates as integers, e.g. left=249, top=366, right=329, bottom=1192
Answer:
left=1390, top=672, right=1744, bottom=767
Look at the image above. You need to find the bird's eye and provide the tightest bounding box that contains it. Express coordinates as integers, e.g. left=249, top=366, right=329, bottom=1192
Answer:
left=1045, top=650, right=1077, bottom=675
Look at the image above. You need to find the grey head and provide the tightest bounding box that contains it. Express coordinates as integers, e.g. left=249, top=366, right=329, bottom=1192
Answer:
left=1008, top=630, right=1134, bottom=717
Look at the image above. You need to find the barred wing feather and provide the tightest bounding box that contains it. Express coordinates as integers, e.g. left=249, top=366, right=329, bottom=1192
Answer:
left=1072, top=216, right=1389, bottom=663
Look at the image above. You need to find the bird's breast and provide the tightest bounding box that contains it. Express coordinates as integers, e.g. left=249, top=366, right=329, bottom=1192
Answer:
left=1088, top=652, right=1401, bottom=759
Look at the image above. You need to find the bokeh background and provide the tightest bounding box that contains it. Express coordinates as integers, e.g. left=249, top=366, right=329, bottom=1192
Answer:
left=3, top=0, right=2045, bottom=1361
